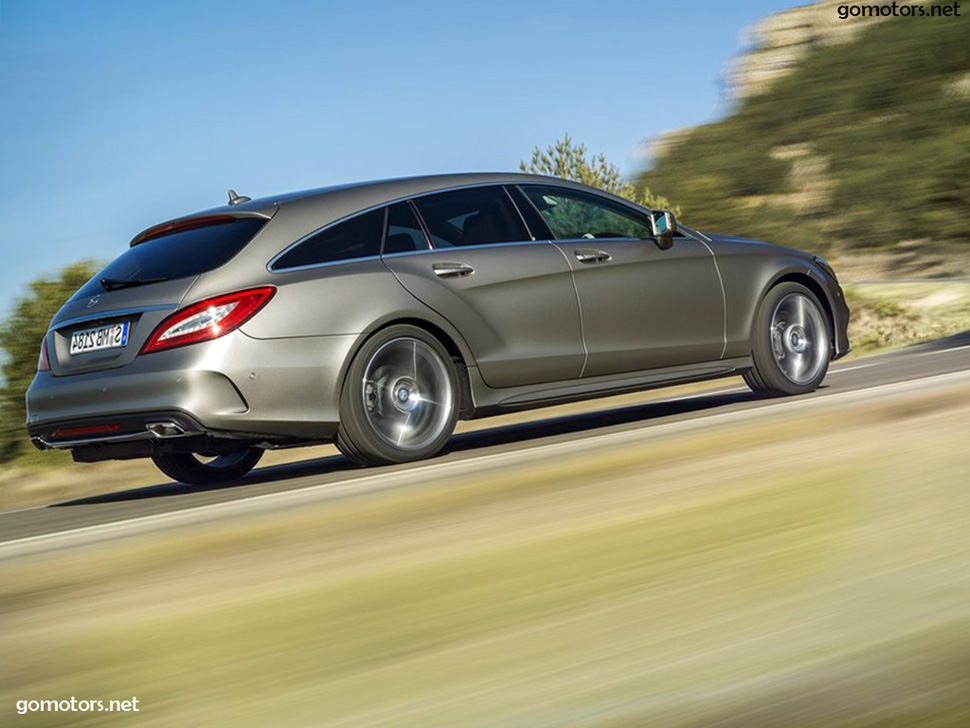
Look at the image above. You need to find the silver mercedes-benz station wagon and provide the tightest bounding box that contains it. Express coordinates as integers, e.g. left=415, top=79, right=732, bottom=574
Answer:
left=26, top=173, right=850, bottom=484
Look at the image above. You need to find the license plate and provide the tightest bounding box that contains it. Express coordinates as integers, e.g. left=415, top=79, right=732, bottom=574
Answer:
left=70, top=321, right=130, bottom=355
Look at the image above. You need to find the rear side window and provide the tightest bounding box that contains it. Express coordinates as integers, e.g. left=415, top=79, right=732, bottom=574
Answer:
left=383, top=202, right=428, bottom=254
left=413, top=186, right=529, bottom=248
left=75, top=217, right=267, bottom=298
left=272, top=208, right=385, bottom=270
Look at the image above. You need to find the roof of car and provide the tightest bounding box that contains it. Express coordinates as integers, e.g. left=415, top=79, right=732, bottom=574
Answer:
left=131, top=172, right=621, bottom=246
left=248, top=172, right=568, bottom=207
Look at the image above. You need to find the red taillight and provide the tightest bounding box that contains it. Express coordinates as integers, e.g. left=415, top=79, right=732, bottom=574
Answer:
left=37, top=337, right=51, bottom=372
left=141, top=286, right=276, bottom=354
left=52, top=424, right=121, bottom=438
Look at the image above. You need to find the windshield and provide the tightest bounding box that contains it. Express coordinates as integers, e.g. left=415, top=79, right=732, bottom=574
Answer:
left=74, top=218, right=267, bottom=298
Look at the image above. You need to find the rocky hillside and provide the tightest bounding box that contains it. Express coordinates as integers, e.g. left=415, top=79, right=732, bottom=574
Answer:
left=729, top=0, right=921, bottom=99
left=640, top=0, right=970, bottom=276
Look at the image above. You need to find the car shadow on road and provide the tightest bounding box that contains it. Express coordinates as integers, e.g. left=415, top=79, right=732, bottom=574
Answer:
left=51, top=454, right=357, bottom=507
left=910, top=329, right=970, bottom=352
left=52, top=388, right=758, bottom=507
left=447, top=389, right=759, bottom=453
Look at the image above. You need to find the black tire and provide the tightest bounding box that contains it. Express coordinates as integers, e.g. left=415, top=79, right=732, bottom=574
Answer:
left=151, top=447, right=263, bottom=485
left=745, top=282, right=832, bottom=397
left=336, top=325, right=460, bottom=466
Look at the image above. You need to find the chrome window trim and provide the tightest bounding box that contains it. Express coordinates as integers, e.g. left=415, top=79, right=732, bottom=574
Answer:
left=265, top=254, right=385, bottom=274
left=385, top=240, right=555, bottom=257
left=50, top=304, right=177, bottom=332
left=268, top=181, right=550, bottom=274
left=502, top=185, right=537, bottom=241
left=553, top=236, right=647, bottom=244
left=377, top=206, right=390, bottom=254
left=508, top=184, right=555, bottom=241
left=404, top=199, right=434, bottom=251
left=379, top=248, right=441, bottom=260
left=267, top=239, right=558, bottom=274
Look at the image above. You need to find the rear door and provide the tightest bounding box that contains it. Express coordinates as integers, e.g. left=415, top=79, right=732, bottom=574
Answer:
left=382, top=186, right=584, bottom=388
left=520, top=185, right=724, bottom=377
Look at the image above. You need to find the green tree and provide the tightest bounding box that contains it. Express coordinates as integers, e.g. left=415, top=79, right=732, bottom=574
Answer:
left=0, top=260, right=100, bottom=462
left=520, top=134, right=680, bottom=215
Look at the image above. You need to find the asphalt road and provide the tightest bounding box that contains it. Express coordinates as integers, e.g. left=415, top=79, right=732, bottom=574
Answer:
left=2, top=332, right=969, bottom=553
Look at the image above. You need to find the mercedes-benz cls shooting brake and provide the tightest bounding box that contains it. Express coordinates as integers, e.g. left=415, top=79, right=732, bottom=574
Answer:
left=26, top=173, right=850, bottom=484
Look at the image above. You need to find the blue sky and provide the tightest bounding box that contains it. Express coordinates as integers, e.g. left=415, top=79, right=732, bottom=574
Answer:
left=0, top=0, right=793, bottom=312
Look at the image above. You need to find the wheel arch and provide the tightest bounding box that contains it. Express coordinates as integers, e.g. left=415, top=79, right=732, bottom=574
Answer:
left=336, top=315, right=477, bottom=419
left=761, top=270, right=837, bottom=346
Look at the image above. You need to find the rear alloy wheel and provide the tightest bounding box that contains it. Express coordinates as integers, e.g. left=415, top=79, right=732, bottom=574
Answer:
left=744, top=282, right=831, bottom=397
left=151, top=447, right=263, bottom=485
left=336, top=325, right=459, bottom=466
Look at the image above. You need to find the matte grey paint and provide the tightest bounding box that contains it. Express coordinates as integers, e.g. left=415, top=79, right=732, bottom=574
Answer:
left=551, top=236, right=723, bottom=377
left=383, top=242, right=585, bottom=388
left=26, top=172, right=850, bottom=457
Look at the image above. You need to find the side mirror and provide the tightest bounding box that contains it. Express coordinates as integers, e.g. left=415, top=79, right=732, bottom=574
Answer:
left=650, top=210, right=677, bottom=250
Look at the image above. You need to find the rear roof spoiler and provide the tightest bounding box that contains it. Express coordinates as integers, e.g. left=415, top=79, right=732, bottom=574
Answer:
left=130, top=209, right=275, bottom=247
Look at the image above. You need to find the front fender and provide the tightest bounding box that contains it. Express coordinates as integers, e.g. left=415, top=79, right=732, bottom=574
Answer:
left=713, top=244, right=849, bottom=359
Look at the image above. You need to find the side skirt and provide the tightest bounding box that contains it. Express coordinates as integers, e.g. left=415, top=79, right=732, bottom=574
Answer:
left=466, top=357, right=752, bottom=418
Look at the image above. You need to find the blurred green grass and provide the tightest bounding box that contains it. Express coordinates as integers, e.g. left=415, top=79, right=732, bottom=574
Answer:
left=844, top=281, right=970, bottom=355
left=3, top=381, right=970, bottom=726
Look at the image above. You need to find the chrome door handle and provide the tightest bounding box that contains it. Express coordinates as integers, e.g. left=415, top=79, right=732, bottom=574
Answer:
left=433, top=262, right=475, bottom=278
left=574, top=249, right=612, bottom=264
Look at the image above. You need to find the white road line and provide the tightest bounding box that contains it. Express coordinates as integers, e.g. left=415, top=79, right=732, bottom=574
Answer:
left=917, top=342, right=970, bottom=357
left=830, top=363, right=877, bottom=373
left=3, top=368, right=969, bottom=559
left=828, top=341, right=970, bottom=373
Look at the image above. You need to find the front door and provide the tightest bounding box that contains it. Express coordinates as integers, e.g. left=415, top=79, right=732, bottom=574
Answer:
left=520, top=184, right=724, bottom=377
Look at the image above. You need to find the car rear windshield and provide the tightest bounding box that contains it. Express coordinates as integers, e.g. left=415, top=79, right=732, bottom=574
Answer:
left=75, top=217, right=267, bottom=298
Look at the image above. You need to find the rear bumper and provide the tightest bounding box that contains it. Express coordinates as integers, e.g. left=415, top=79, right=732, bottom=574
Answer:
left=29, top=410, right=210, bottom=450
left=25, top=330, right=356, bottom=449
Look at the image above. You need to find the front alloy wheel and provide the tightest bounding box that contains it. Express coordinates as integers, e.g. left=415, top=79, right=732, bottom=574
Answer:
left=768, top=291, right=829, bottom=385
left=745, top=282, right=831, bottom=397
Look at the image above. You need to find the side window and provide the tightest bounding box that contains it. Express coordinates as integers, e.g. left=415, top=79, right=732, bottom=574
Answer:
left=383, top=202, right=429, bottom=255
left=521, top=185, right=654, bottom=241
left=272, top=208, right=385, bottom=270
left=412, top=186, right=530, bottom=248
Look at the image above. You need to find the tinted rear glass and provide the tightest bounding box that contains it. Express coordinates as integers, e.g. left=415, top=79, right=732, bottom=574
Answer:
left=412, top=186, right=529, bottom=248
left=272, top=208, right=385, bottom=270
left=383, top=202, right=428, bottom=254
left=76, top=218, right=266, bottom=298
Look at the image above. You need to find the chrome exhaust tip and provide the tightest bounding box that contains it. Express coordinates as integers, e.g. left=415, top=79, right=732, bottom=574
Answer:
left=146, top=422, right=186, bottom=438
